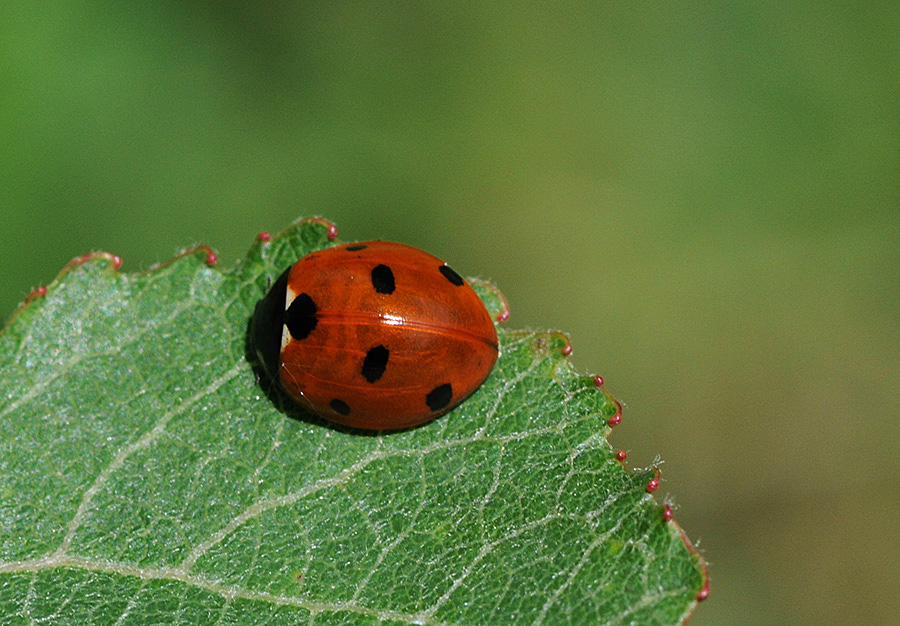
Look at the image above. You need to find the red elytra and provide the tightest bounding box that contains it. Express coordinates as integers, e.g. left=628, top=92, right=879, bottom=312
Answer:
left=279, top=241, right=499, bottom=430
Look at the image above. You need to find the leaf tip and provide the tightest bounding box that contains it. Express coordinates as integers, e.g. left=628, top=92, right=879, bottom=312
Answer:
left=528, top=331, right=573, bottom=358
left=64, top=251, right=124, bottom=273
left=663, top=503, right=674, bottom=521
left=696, top=580, right=711, bottom=601
left=607, top=399, right=623, bottom=427
left=646, top=470, right=661, bottom=492
left=3, top=251, right=126, bottom=331
left=172, top=245, right=219, bottom=267
left=673, top=519, right=712, bottom=604
left=299, top=216, right=339, bottom=240
left=467, top=277, right=510, bottom=323
left=198, top=246, right=219, bottom=266
left=24, top=285, right=48, bottom=305
left=560, top=333, right=574, bottom=356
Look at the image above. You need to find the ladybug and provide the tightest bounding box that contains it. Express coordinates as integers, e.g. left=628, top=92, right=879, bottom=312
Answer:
left=260, top=241, right=499, bottom=430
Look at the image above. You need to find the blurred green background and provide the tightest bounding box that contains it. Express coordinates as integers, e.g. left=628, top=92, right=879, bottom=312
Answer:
left=2, top=2, right=898, bottom=624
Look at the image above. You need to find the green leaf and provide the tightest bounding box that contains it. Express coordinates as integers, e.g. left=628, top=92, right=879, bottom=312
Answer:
left=0, top=217, right=707, bottom=625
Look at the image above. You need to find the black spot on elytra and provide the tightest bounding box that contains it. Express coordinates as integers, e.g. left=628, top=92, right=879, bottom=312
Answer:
left=426, top=383, right=453, bottom=412
left=285, top=293, right=318, bottom=340
left=439, top=265, right=464, bottom=286
left=362, top=345, right=389, bottom=383
left=330, top=399, right=351, bottom=416
left=371, top=264, right=395, bottom=294
left=345, top=245, right=367, bottom=251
